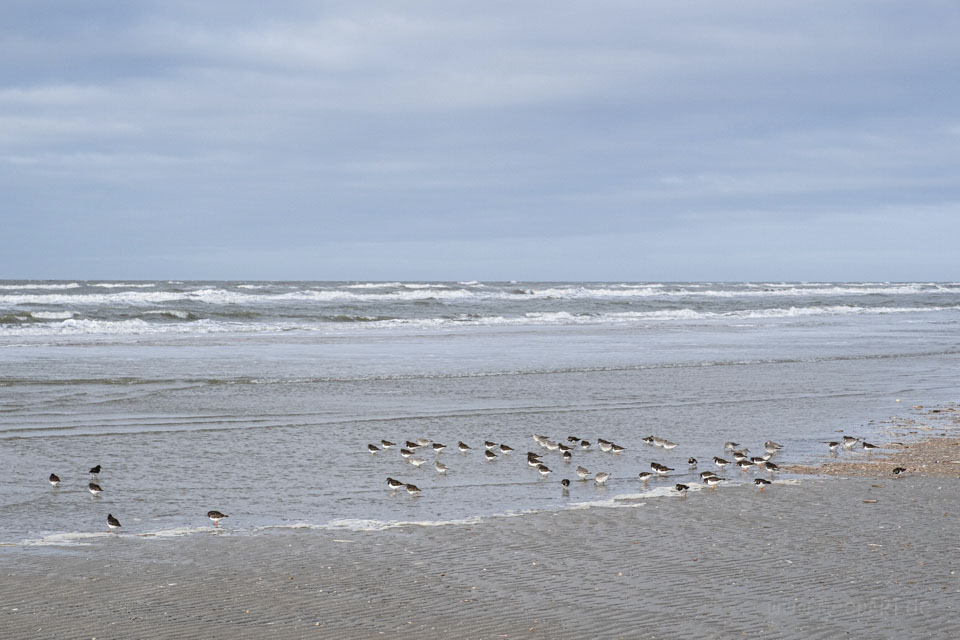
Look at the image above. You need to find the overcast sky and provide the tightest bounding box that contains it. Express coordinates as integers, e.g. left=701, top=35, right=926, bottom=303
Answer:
left=2, top=1, right=959, bottom=280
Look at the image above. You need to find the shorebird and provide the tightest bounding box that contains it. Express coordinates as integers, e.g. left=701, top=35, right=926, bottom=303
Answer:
left=367, top=444, right=380, bottom=454
left=544, top=440, right=559, bottom=451
left=675, top=483, right=689, bottom=498
left=49, top=473, right=60, bottom=487
left=764, top=462, right=780, bottom=473
left=533, top=434, right=548, bottom=446
left=88, top=482, right=103, bottom=497
left=386, top=477, right=404, bottom=491
left=651, top=436, right=666, bottom=448
left=408, top=457, right=427, bottom=468
left=576, top=466, right=590, bottom=480
left=434, top=461, right=448, bottom=474
left=562, top=451, right=572, bottom=462
left=528, top=457, right=542, bottom=467
left=557, top=443, right=572, bottom=453
left=892, top=467, right=907, bottom=477
left=579, top=440, right=592, bottom=450
left=723, top=442, right=739, bottom=451
left=457, top=441, right=472, bottom=452
left=736, top=460, right=754, bottom=472
left=661, top=440, right=678, bottom=450
left=485, top=441, right=498, bottom=451
left=207, top=510, right=228, bottom=527
left=107, top=514, right=121, bottom=534
left=651, top=462, right=674, bottom=477
left=405, top=483, right=421, bottom=496
left=89, top=465, right=101, bottom=475
left=611, top=444, right=626, bottom=454
left=862, top=442, right=880, bottom=451
left=826, top=441, right=840, bottom=453
left=699, top=471, right=717, bottom=481
left=713, top=457, right=730, bottom=469
left=433, top=443, right=446, bottom=454
left=561, top=478, right=570, bottom=490
left=732, top=451, right=748, bottom=462
left=499, top=444, right=514, bottom=454
left=842, top=436, right=858, bottom=449
left=405, top=441, right=419, bottom=450
left=567, top=436, right=581, bottom=443
left=537, top=464, right=552, bottom=478
left=642, top=436, right=655, bottom=445
left=638, top=471, right=652, bottom=485
left=400, top=448, right=414, bottom=459
left=594, top=472, right=610, bottom=486
left=484, top=450, right=497, bottom=460
left=416, top=437, right=432, bottom=447
left=764, top=440, right=784, bottom=454
left=750, top=457, right=768, bottom=470
left=381, top=439, right=395, bottom=449
left=754, top=478, right=771, bottom=492
left=704, top=476, right=725, bottom=490
left=688, top=457, right=698, bottom=468
left=598, top=441, right=613, bottom=453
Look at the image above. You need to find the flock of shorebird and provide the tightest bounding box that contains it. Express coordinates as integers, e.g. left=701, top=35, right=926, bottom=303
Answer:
left=370, top=433, right=808, bottom=499
left=45, top=432, right=895, bottom=535
left=46, top=464, right=228, bottom=535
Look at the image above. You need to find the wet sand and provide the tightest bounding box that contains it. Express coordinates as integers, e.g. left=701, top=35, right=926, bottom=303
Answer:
left=2, top=474, right=959, bottom=639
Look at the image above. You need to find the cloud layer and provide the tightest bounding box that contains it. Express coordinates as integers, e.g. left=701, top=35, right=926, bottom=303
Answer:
left=2, top=1, right=959, bottom=279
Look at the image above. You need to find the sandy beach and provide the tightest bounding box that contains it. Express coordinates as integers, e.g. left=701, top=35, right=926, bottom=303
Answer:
left=3, top=470, right=958, bottom=639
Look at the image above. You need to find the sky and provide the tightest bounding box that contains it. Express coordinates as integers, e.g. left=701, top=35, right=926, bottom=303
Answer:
left=2, top=1, right=959, bottom=281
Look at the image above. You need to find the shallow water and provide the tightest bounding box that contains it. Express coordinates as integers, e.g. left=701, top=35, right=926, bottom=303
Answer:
left=1, top=281, right=958, bottom=544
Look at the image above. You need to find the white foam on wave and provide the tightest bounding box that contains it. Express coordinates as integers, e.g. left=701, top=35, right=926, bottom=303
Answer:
left=90, top=283, right=156, bottom=288
left=0, top=282, right=80, bottom=290
left=1, top=304, right=956, bottom=337
left=29, top=311, right=76, bottom=320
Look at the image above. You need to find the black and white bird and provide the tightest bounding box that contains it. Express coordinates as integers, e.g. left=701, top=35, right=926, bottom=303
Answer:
left=713, top=457, right=730, bottom=469
left=562, top=451, right=572, bottom=462
left=826, top=441, right=840, bottom=453
left=381, top=440, right=396, bottom=449
left=89, top=465, right=101, bottom=475
left=49, top=473, right=61, bottom=487
left=862, top=442, right=880, bottom=451
left=892, top=467, right=907, bottom=477
left=367, top=444, right=380, bottom=454
left=688, top=457, right=698, bottom=468
left=432, top=443, right=446, bottom=454
left=484, top=450, right=497, bottom=461
left=499, top=444, right=514, bottom=454
left=400, top=448, right=414, bottom=459
left=561, top=478, right=570, bottom=490
left=675, top=483, right=689, bottom=498
left=457, top=441, right=472, bottom=452
left=107, top=513, right=121, bottom=534
left=484, top=441, right=498, bottom=451
left=386, top=477, right=404, bottom=491
left=651, top=462, right=673, bottom=477
left=637, top=471, right=652, bottom=484
left=842, top=435, right=859, bottom=449
left=537, top=464, right=552, bottom=478
left=207, top=510, right=228, bottom=527
left=579, top=440, right=592, bottom=450
left=754, top=478, right=772, bottom=492
left=88, top=482, right=103, bottom=496
left=405, top=483, right=421, bottom=496
left=704, top=476, right=725, bottom=490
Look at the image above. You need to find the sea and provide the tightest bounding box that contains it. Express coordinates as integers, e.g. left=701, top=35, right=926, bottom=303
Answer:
left=1, top=280, right=958, bottom=546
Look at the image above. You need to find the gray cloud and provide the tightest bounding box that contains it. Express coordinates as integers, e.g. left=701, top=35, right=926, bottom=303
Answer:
left=2, top=1, right=959, bottom=279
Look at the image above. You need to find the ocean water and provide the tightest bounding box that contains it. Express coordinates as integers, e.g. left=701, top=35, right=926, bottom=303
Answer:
left=1, top=280, right=958, bottom=545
